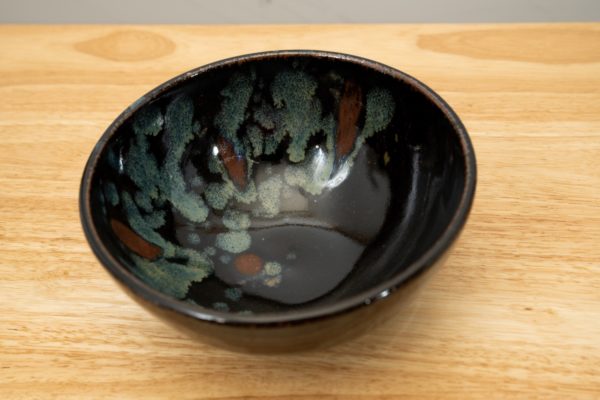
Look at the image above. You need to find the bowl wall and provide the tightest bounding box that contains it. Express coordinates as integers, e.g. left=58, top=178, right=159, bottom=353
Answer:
left=80, top=51, right=476, bottom=351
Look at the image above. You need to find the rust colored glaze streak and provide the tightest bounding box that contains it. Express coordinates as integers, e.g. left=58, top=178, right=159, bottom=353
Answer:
left=217, top=136, right=247, bottom=189
left=335, top=80, right=363, bottom=161
left=110, top=218, right=162, bottom=260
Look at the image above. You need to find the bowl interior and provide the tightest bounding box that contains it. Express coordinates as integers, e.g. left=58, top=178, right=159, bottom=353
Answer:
left=86, top=54, right=467, bottom=315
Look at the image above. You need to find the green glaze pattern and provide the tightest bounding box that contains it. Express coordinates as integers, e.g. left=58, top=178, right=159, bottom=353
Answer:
left=95, top=58, right=398, bottom=313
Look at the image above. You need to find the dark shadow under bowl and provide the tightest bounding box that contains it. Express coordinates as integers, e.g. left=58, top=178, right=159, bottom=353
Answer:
left=80, top=50, right=476, bottom=352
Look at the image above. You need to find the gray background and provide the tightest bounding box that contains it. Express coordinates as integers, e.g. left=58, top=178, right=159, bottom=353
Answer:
left=1, top=0, right=599, bottom=23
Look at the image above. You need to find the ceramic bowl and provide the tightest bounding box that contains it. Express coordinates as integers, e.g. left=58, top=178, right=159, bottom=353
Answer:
left=80, top=50, right=476, bottom=352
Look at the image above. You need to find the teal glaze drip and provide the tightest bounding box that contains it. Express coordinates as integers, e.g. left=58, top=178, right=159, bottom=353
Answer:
left=132, top=103, right=163, bottom=137
left=122, top=193, right=182, bottom=259
left=246, top=124, right=264, bottom=158
left=134, top=190, right=153, bottom=212
left=215, top=71, right=255, bottom=153
left=362, top=87, right=396, bottom=138
left=254, top=101, right=281, bottom=155
left=104, top=181, right=119, bottom=206
left=122, top=192, right=168, bottom=248
left=122, top=192, right=213, bottom=297
left=204, top=182, right=233, bottom=210
left=162, top=95, right=209, bottom=223
left=263, top=131, right=285, bottom=156
left=126, top=97, right=209, bottom=224
left=130, top=255, right=210, bottom=299
left=144, top=210, right=166, bottom=230
left=126, top=117, right=161, bottom=200
left=179, top=246, right=213, bottom=269
left=253, top=102, right=276, bottom=130
left=271, top=70, right=323, bottom=162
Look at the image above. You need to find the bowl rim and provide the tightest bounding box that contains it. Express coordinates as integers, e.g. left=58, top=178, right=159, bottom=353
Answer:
left=80, top=49, right=477, bottom=327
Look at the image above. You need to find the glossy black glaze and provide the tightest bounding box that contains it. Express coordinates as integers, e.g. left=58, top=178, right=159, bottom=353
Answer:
left=80, top=50, right=476, bottom=352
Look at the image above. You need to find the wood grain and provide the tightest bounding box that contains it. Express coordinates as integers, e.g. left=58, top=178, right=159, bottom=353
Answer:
left=1, top=24, right=599, bottom=399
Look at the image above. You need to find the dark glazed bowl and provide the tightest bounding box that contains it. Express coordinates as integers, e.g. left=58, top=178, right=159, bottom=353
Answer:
left=80, top=50, right=476, bottom=352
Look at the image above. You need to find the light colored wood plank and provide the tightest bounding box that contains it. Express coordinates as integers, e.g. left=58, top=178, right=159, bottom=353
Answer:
left=1, top=24, right=599, bottom=399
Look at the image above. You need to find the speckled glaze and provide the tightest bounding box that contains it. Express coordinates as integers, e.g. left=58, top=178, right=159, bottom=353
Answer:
left=80, top=51, right=476, bottom=352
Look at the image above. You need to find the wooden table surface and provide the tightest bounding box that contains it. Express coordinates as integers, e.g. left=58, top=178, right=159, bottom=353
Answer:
left=1, top=24, right=599, bottom=399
